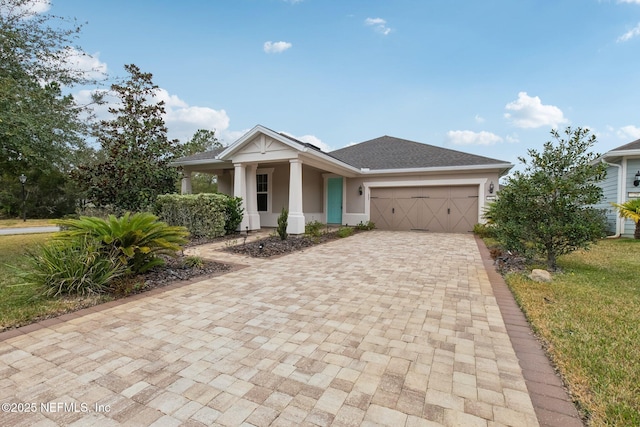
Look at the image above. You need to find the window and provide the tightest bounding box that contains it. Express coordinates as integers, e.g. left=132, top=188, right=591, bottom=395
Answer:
left=257, top=173, right=268, bottom=212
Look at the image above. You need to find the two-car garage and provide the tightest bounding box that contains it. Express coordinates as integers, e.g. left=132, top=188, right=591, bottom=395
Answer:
left=369, top=185, right=479, bottom=233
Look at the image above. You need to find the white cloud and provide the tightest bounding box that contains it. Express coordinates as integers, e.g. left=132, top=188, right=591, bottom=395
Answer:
left=446, top=130, right=503, bottom=146
left=617, top=125, right=640, bottom=140
left=617, top=23, right=640, bottom=42
left=282, top=0, right=303, bottom=3
left=4, top=0, right=51, bottom=16
left=365, top=17, right=392, bottom=35
left=474, top=114, right=485, bottom=123
left=506, top=134, right=520, bottom=143
left=504, top=92, right=568, bottom=129
left=263, top=41, right=292, bottom=53
left=62, top=47, right=108, bottom=80
left=74, top=87, right=230, bottom=144
left=618, top=0, right=640, bottom=4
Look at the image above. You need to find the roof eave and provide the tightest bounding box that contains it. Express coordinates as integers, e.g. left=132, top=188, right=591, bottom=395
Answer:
left=169, top=158, right=231, bottom=167
left=604, top=149, right=640, bottom=158
left=359, top=163, right=514, bottom=176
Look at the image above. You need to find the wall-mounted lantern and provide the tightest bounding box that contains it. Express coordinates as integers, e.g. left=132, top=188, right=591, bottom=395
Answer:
left=358, top=185, right=363, bottom=195
left=489, top=181, right=495, bottom=194
left=634, top=171, right=640, bottom=187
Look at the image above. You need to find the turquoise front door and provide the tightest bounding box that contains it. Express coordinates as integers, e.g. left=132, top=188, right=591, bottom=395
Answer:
left=327, top=177, right=343, bottom=224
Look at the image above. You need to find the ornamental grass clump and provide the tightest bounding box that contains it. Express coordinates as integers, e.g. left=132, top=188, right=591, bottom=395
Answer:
left=19, top=237, right=127, bottom=297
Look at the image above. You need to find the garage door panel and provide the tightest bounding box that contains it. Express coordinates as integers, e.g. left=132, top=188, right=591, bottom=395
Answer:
left=423, top=187, right=449, bottom=198
left=395, top=198, right=420, bottom=230
left=449, top=196, right=478, bottom=233
left=423, top=197, right=447, bottom=232
left=370, top=197, right=393, bottom=230
left=450, top=186, right=478, bottom=198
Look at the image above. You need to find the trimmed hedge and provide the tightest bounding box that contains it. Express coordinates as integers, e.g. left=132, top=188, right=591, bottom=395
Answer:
left=155, top=193, right=229, bottom=238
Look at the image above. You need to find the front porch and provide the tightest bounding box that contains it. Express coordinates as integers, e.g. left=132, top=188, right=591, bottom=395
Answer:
left=177, top=127, right=362, bottom=234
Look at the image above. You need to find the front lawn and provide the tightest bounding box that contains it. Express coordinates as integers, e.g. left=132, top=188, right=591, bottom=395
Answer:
left=0, top=218, right=56, bottom=228
left=505, top=238, right=640, bottom=426
left=0, top=233, right=108, bottom=331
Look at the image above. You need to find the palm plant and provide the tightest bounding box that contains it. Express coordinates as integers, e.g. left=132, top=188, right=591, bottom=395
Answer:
left=55, top=212, right=189, bottom=273
left=611, top=199, right=640, bottom=239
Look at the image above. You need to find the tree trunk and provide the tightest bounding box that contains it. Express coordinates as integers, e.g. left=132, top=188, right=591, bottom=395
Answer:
left=635, top=221, right=640, bottom=240
left=546, top=251, right=557, bottom=271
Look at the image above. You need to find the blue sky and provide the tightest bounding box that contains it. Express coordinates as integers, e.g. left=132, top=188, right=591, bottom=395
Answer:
left=45, top=0, right=640, bottom=168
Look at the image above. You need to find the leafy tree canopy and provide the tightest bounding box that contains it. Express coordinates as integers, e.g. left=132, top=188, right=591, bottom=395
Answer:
left=179, top=129, right=223, bottom=194
left=74, top=64, right=181, bottom=212
left=486, top=127, right=608, bottom=270
left=180, top=128, right=222, bottom=157
left=0, top=0, right=99, bottom=176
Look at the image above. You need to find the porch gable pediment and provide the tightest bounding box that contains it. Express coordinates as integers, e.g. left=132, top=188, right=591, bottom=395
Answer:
left=219, top=125, right=302, bottom=163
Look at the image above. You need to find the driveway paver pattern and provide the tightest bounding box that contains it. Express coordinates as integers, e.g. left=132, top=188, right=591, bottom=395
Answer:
left=1, top=231, right=539, bottom=426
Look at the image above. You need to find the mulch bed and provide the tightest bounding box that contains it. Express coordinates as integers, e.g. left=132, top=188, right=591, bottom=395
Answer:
left=489, top=246, right=529, bottom=274
left=136, top=255, right=231, bottom=289
left=223, top=230, right=348, bottom=257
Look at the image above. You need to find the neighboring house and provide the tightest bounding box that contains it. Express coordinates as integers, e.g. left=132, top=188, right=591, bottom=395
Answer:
left=595, top=139, right=640, bottom=237
left=171, top=125, right=513, bottom=234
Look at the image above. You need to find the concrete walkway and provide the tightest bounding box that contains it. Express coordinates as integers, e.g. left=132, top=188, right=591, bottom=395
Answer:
left=0, top=232, right=577, bottom=426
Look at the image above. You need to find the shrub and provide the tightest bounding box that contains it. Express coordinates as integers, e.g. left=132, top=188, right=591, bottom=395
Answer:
left=224, top=196, right=244, bottom=235
left=355, top=220, right=375, bottom=231
left=156, top=193, right=228, bottom=238
left=337, top=226, right=354, bottom=238
left=305, top=220, right=324, bottom=237
left=277, top=207, right=288, bottom=240
left=19, top=238, right=127, bottom=297
left=473, top=223, right=495, bottom=238
left=55, top=212, right=189, bottom=274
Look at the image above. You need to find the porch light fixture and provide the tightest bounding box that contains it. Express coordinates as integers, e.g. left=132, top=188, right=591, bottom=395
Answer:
left=358, top=185, right=363, bottom=195
left=634, top=171, right=640, bottom=187
left=489, top=181, right=495, bottom=194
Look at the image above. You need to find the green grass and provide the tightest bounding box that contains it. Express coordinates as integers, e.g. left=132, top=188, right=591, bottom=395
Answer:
left=505, top=238, right=640, bottom=426
left=0, top=218, right=57, bottom=228
left=0, top=234, right=109, bottom=331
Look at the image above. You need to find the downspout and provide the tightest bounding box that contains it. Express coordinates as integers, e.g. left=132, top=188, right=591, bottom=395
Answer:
left=601, top=159, right=623, bottom=238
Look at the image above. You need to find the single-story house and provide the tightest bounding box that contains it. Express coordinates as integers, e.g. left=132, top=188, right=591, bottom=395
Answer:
left=171, top=125, right=514, bottom=234
left=595, top=138, right=640, bottom=237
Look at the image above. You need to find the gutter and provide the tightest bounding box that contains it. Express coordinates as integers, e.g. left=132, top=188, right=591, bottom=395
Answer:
left=601, top=159, right=623, bottom=238
left=358, top=163, right=514, bottom=175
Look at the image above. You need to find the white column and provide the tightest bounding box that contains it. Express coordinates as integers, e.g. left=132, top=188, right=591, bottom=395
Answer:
left=233, top=163, right=249, bottom=231
left=181, top=170, right=192, bottom=194
left=287, top=159, right=305, bottom=234
left=246, top=164, right=261, bottom=231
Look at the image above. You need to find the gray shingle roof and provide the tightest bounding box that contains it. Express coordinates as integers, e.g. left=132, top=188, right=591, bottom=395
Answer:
left=329, top=136, right=511, bottom=169
left=173, top=146, right=226, bottom=162
left=610, top=139, right=640, bottom=152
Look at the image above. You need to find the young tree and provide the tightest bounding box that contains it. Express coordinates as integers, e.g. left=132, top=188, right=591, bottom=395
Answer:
left=180, top=129, right=222, bottom=157
left=486, top=127, right=607, bottom=271
left=179, top=129, right=223, bottom=194
left=74, top=64, right=181, bottom=211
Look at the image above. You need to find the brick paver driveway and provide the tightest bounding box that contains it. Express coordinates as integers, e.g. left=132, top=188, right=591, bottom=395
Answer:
left=1, top=231, right=539, bottom=426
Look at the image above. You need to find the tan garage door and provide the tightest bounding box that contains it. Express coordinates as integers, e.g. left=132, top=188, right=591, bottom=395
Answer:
left=370, top=186, right=478, bottom=233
